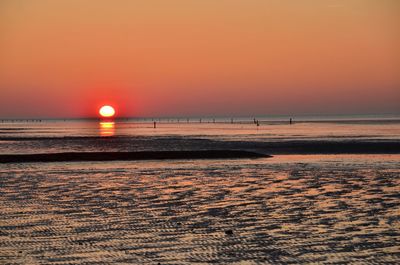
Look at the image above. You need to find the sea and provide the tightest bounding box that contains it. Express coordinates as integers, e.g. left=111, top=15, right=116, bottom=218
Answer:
left=0, top=115, right=399, bottom=264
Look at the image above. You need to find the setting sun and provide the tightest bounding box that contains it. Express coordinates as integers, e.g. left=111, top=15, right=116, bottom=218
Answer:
left=99, top=105, right=115, bottom=118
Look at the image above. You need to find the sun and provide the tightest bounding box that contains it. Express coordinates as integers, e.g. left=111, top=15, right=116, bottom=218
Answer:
left=99, top=105, right=115, bottom=118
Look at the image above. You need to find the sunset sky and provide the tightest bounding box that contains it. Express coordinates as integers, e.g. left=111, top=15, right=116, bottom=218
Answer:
left=0, top=0, right=399, bottom=118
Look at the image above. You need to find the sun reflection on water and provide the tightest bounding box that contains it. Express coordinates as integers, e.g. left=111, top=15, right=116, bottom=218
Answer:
left=99, top=121, right=115, bottom=137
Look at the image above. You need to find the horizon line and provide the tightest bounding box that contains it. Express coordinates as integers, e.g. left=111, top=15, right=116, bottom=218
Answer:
left=1, top=112, right=400, bottom=121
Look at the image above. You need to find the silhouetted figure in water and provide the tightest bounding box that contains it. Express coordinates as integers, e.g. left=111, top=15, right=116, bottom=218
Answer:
left=254, top=118, right=257, bottom=124
left=290, top=118, right=292, bottom=124
left=256, top=120, right=260, bottom=127
left=153, top=121, right=156, bottom=128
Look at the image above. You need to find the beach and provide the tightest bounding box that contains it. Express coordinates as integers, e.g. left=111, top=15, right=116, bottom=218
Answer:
left=2, top=0, right=399, bottom=263
left=0, top=118, right=400, bottom=264
left=1, top=155, right=399, bottom=264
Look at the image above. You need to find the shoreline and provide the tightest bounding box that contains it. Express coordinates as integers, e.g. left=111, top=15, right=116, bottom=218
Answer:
left=0, top=150, right=270, bottom=163
left=1, top=140, right=399, bottom=160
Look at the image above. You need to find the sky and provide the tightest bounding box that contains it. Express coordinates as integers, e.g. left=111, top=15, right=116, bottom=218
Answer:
left=0, top=0, right=399, bottom=118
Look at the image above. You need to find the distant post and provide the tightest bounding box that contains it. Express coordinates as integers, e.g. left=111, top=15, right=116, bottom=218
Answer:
left=290, top=118, right=292, bottom=125
left=154, top=121, right=156, bottom=128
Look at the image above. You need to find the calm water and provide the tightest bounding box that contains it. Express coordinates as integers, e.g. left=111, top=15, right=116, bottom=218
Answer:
left=1, top=117, right=400, bottom=154
left=1, top=117, right=400, bottom=264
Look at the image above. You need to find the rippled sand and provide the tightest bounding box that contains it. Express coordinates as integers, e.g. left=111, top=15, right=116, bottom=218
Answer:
left=1, top=155, right=399, bottom=264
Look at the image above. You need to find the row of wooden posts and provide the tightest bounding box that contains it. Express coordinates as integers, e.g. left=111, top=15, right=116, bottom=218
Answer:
left=1, top=118, right=293, bottom=126
left=151, top=118, right=293, bottom=128
left=1, top=119, right=43, bottom=123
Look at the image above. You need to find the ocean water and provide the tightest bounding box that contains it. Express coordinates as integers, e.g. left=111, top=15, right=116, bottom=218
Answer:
left=1, top=117, right=400, bottom=264
left=0, top=116, right=399, bottom=154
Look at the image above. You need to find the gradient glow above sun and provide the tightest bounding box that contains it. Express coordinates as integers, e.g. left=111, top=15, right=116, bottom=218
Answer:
left=99, top=105, right=115, bottom=118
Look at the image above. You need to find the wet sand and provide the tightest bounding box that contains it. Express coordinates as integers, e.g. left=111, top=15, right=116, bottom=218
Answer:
left=0, top=155, right=399, bottom=264
left=1, top=135, right=400, bottom=156
left=0, top=150, right=269, bottom=163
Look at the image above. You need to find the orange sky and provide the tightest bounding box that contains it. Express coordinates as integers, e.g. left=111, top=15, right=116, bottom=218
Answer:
left=0, top=0, right=399, bottom=118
